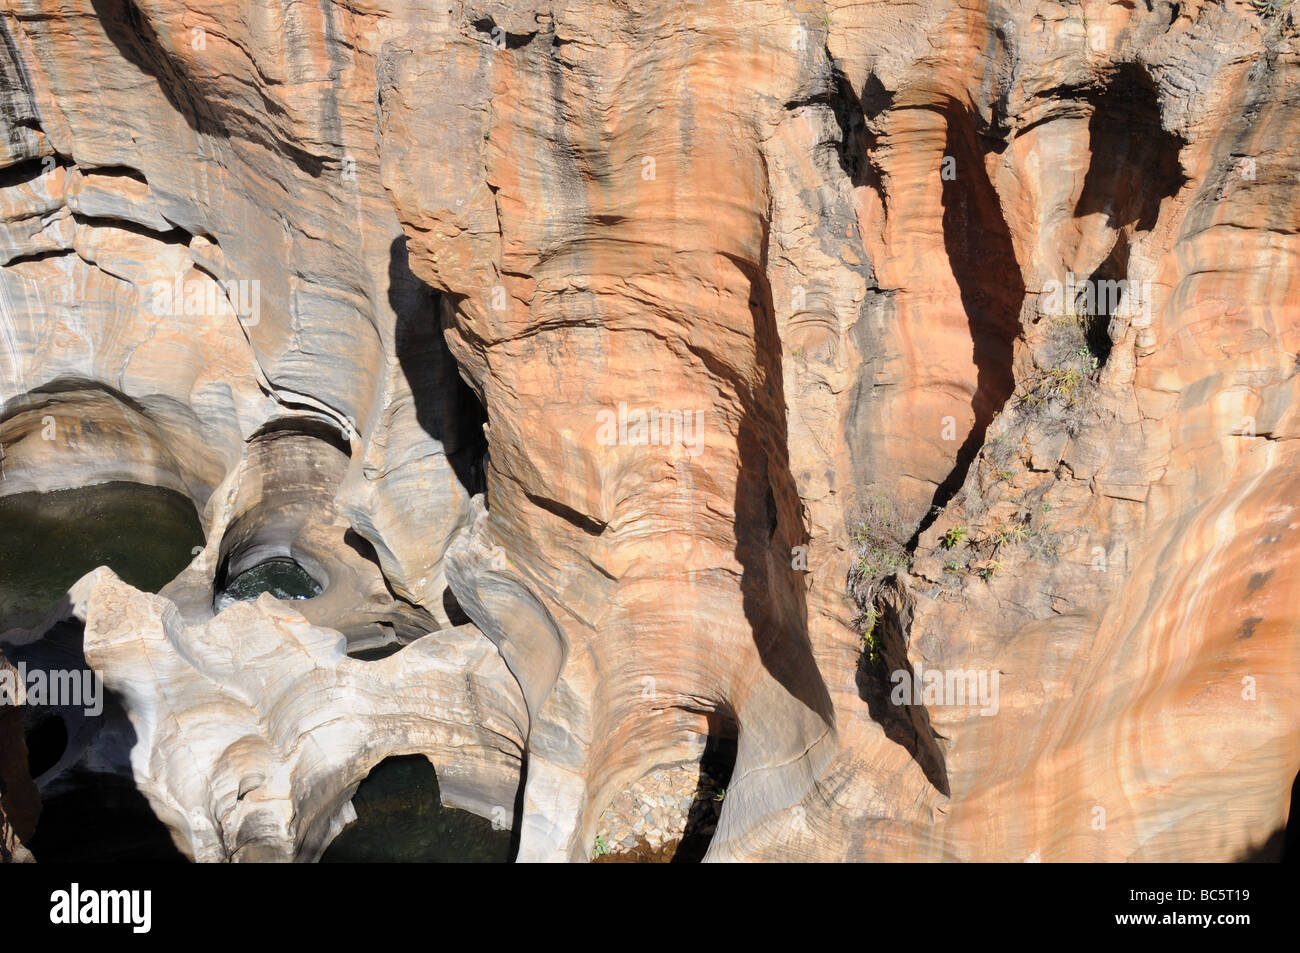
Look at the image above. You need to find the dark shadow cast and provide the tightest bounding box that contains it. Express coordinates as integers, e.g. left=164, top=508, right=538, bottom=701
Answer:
left=442, top=586, right=472, bottom=626
left=1237, top=766, right=1298, bottom=862
left=28, top=766, right=188, bottom=863
left=1287, top=766, right=1299, bottom=862
left=24, top=711, right=66, bottom=779
left=1079, top=235, right=1130, bottom=367
left=2, top=375, right=155, bottom=427
left=917, top=103, right=1025, bottom=539
left=825, top=67, right=883, bottom=193
left=1076, top=63, right=1186, bottom=232
left=672, top=712, right=739, bottom=863
left=10, top=625, right=188, bottom=863
left=251, top=416, right=354, bottom=457
left=853, top=590, right=950, bottom=796
left=389, top=237, right=488, bottom=498
left=727, top=251, right=836, bottom=728
left=507, top=753, right=527, bottom=862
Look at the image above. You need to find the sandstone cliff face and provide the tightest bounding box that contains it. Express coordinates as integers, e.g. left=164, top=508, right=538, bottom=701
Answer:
left=0, top=0, right=1296, bottom=862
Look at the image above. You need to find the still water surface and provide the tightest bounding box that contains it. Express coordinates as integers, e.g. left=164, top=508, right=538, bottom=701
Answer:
left=0, top=481, right=204, bottom=629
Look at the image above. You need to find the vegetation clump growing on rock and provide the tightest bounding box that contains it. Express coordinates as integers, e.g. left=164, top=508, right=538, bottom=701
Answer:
left=847, top=494, right=912, bottom=665
left=1018, top=308, right=1102, bottom=432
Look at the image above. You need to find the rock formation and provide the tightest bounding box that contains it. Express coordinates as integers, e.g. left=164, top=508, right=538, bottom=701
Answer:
left=0, top=0, right=1297, bottom=861
left=0, top=650, right=38, bottom=862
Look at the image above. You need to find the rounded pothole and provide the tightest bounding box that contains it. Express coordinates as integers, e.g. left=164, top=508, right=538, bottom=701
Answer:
left=0, top=481, right=206, bottom=630
left=320, top=755, right=513, bottom=863
left=592, top=714, right=738, bottom=863
left=215, top=556, right=323, bottom=610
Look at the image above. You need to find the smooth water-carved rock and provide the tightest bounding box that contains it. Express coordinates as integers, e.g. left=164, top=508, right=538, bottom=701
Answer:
left=1, top=0, right=1297, bottom=862
left=76, top=568, right=526, bottom=862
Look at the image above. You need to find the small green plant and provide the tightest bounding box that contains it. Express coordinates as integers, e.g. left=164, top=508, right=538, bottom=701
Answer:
left=713, top=788, right=726, bottom=803
left=940, top=525, right=968, bottom=549
left=1019, top=306, right=1102, bottom=427
left=990, top=517, right=1030, bottom=550
left=1028, top=531, right=1061, bottom=562
left=982, top=433, right=1021, bottom=483
left=978, top=559, right=1004, bottom=581
left=593, top=834, right=609, bottom=858
left=848, top=492, right=912, bottom=670
left=853, top=546, right=908, bottom=580
left=859, top=607, right=883, bottom=666
left=943, top=560, right=966, bottom=574
left=1020, top=366, right=1087, bottom=408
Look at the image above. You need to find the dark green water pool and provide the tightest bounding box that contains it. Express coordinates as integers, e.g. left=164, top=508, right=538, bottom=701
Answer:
left=0, top=482, right=204, bottom=630
left=321, top=756, right=513, bottom=863
left=2, top=484, right=508, bottom=863
left=217, top=557, right=323, bottom=608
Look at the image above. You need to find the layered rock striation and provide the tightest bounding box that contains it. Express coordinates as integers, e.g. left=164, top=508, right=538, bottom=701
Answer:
left=0, top=0, right=1296, bottom=861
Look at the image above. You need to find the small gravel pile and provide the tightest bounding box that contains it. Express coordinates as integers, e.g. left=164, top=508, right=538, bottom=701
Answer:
left=592, top=761, right=726, bottom=862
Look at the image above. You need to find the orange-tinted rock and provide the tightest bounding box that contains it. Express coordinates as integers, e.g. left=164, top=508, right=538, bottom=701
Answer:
left=1, top=0, right=1296, bottom=861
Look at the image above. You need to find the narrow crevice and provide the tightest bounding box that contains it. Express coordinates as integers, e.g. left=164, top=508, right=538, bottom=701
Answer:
left=69, top=211, right=191, bottom=244
left=250, top=416, right=354, bottom=458
left=472, top=17, right=539, bottom=50
left=522, top=491, right=607, bottom=536
left=1079, top=234, right=1129, bottom=368
left=0, top=155, right=66, bottom=189
left=3, top=248, right=75, bottom=267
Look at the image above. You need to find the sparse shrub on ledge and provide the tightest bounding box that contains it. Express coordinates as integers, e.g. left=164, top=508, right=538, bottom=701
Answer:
left=847, top=493, right=912, bottom=664
left=1018, top=308, right=1102, bottom=431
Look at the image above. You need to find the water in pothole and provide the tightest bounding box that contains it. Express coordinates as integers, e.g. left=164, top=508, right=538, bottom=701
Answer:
left=321, top=755, right=513, bottom=863
left=0, top=481, right=205, bottom=630
left=216, top=557, right=323, bottom=609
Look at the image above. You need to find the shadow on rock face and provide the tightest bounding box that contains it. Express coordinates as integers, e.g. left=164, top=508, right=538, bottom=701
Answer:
left=389, top=236, right=488, bottom=499
left=854, top=586, right=950, bottom=798
left=731, top=254, right=836, bottom=729
left=1235, top=767, right=1299, bottom=862
left=671, top=717, right=738, bottom=864
left=19, top=682, right=187, bottom=863
left=1288, top=768, right=1300, bottom=863
left=1076, top=63, right=1187, bottom=233
left=927, top=102, right=1024, bottom=534
left=28, top=769, right=187, bottom=864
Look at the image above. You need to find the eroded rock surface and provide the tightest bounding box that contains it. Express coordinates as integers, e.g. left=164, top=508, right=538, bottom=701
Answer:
left=77, top=567, right=526, bottom=862
left=0, top=651, right=38, bottom=862
left=1, top=0, right=1297, bottom=861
